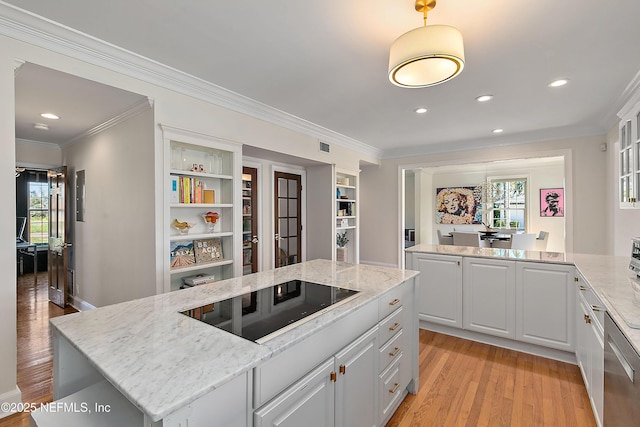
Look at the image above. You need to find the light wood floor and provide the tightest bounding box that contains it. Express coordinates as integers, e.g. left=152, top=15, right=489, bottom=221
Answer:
left=2, top=274, right=595, bottom=427
left=386, top=329, right=596, bottom=427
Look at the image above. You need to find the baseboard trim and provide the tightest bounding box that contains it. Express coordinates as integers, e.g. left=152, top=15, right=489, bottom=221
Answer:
left=0, top=386, right=22, bottom=419
left=420, top=320, right=577, bottom=365
left=72, top=295, right=96, bottom=311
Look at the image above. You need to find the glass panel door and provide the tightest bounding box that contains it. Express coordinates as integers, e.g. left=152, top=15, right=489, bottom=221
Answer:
left=274, top=171, right=302, bottom=268
left=242, top=167, right=258, bottom=275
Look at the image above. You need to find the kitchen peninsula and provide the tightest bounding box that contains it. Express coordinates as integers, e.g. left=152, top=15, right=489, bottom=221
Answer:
left=31, top=260, right=419, bottom=427
left=406, top=243, right=640, bottom=427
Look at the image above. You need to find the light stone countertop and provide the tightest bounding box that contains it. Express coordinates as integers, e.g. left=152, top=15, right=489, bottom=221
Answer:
left=406, top=244, right=640, bottom=354
left=49, top=259, right=419, bottom=422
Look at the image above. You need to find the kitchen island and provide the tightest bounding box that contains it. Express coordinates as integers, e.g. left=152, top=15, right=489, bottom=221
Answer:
left=32, top=259, right=419, bottom=427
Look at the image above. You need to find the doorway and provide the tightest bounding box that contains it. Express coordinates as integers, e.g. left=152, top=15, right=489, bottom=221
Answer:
left=274, top=171, right=302, bottom=267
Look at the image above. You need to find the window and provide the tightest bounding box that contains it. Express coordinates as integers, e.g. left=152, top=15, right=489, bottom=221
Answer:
left=28, top=180, right=48, bottom=245
left=489, top=178, right=527, bottom=230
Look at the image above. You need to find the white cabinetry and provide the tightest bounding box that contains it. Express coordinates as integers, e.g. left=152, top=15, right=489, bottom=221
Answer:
left=618, top=94, right=640, bottom=207
left=161, top=125, right=242, bottom=292
left=407, top=253, right=462, bottom=328
left=335, top=169, right=358, bottom=263
left=463, top=257, right=516, bottom=339
left=516, top=262, right=575, bottom=352
left=255, top=327, right=377, bottom=427
left=575, top=273, right=604, bottom=427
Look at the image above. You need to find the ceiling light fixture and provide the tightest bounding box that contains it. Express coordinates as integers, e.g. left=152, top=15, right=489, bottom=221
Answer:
left=40, top=113, right=59, bottom=120
left=492, top=128, right=504, bottom=133
left=548, top=79, right=568, bottom=88
left=33, top=123, right=49, bottom=130
left=389, top=0, right=464, bottom=88
left=476, top=95, right=493, bottom=102
left=415, top=107, right=428, bottom=114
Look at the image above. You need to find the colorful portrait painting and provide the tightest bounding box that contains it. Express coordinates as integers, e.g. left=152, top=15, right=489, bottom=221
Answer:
left=540, top=188, right=564, bottom=217
left=435, top=186, right=482, bottom=224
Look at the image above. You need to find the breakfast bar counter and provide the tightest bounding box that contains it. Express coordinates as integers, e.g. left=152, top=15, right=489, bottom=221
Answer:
left=406, top=244, right=640, bottom=353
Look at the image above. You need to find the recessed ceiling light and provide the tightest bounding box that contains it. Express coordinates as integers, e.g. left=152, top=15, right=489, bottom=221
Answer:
left=476, top=95, right=493, bottom=102
left=415, top=107, right=428, bottom=114
left=492, top=128, right=504, bottom=133
left=40, top=113, right=59, bottom=120
left=33, top=123, right=49, bottom=130
left=548, top=79, right=568, bottom=88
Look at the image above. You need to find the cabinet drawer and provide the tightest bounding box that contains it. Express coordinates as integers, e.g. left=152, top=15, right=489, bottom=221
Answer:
left=379, top=329, right=403, bottom=373
left=578, top=284, right=605, bottom=333
left=379, top=307, right=403, bottom=346
left=379, top=354, right=403, bottom=421
left=379, top=286, right=404, bottom=320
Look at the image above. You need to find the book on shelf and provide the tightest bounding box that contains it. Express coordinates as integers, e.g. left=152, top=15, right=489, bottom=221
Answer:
left=183, top=273, right=216, bottom=286
left=193, top=238, right=223, bottom=263
left=170, top=176, right=179, bottom=204
left=177, top=176, right=206, bottom=204
left=170, top=241, right=196, bottom=269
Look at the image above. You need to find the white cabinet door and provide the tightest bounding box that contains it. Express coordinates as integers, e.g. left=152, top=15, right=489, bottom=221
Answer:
left=576, top=296, right=591, bottom=390
left=335, top=327, right=377, bottom=427
left=463, top=258, right=516, bottom=339
left=254, top=359, right=335, bottom=427
left=410, top=253, right=463, bottom=328
left=516, top=262, right=575, bottom=351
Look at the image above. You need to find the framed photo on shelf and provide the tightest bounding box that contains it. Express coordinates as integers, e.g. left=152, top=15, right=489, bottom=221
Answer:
left=540, top=188, right=564, bottom=217
left=193, top=238, right=223, bottom=263
left=170, top=241, right=195, bottom=269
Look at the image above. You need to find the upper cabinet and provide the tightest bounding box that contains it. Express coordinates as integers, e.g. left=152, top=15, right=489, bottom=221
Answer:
left=618, top=95, right=640, bottom=208
left=161, top=125, right=242, bottom=292
left=335, top=169, right=359, bottom=263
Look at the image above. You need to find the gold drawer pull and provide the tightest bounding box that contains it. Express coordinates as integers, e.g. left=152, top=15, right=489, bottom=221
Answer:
left=591, top=305, right=601, bottom=312
left=389, top=383, right=400, bottom=394
left=339, top=364, right=346, bottom=375
left=389, top=322, right=400, bottom=332
left=330, top=372, right=337, bottom=382
left=584, top=314, right=591, bottom=324
left=389, top=347, right=400, bottom=357
left=578, top=286, right=587, bottom=291
left=389, top=298, right=400, bottom=306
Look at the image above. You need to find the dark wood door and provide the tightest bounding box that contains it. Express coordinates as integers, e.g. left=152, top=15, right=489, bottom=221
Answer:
left=242, top=166, right=258, bottom=275
left=274, top=171, right=302, bottom=268
left=48, top=166, right=68, bottom=308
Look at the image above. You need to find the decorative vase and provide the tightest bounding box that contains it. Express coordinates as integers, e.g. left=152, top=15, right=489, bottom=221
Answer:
left=336, top=247, right=347, bottom=262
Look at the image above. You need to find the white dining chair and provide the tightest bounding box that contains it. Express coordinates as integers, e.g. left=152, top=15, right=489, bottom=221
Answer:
left=535, top=231, right=549, bottom=251
left=437, top=229, right=453, bottom=245
left=451, top=231, right=482, bottom=247
left=510, top=233, right=537, bottom=250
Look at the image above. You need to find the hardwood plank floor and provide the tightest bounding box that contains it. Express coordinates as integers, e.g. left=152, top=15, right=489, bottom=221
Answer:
left=0, top=272, right=76, bottom=427
left=387, top=329, right=596, bottom=427
left=2, top=274, right=595, bottom=427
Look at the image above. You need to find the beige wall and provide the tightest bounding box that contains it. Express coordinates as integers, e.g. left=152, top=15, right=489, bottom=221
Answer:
left=63, top=107, right=156, bottom=307
left=16, top=139, right=62, bottom=167
left=361, top=135, right=608, bottom=267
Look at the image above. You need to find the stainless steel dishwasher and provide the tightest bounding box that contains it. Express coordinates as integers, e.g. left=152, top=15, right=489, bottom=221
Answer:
left=604, top=312, right=640, bottom=426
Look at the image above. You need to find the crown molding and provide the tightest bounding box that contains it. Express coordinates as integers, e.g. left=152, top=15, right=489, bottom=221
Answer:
left=0, top=1, right=383, bottom=161
left=61, top=97, right=153, bottom=147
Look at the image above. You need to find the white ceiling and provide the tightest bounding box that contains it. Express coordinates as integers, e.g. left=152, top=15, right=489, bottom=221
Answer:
left=9, top=0, right=640, bottom=157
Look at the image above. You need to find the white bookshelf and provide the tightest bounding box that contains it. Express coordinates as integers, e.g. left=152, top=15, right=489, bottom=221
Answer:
left=161, top=125, right=242, bottom=292
left=335, top=170, right=359, bottom=263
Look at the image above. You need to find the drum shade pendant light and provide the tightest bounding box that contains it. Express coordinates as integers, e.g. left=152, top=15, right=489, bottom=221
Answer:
left=389, top=0, right=464, bottom=88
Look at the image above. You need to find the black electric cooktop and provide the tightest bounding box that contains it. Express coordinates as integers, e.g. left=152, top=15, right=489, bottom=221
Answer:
left=181, top=280, right=359, bottom=343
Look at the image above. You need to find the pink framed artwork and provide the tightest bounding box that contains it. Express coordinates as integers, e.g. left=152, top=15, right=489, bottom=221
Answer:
left=540, top=188, right=564, bottom=217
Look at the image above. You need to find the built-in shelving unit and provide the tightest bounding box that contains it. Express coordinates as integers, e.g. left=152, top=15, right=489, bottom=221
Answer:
left=161, top=125, right=242, bottom=292
left=335, top=169, right=358, bottom=263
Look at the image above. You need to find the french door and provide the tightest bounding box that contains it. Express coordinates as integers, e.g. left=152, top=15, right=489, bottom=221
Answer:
left=242, top=166, right=259, bottom=275
left=48, top=166, right=68, bottom=308
left=274, top=171, right=302, bottom=268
